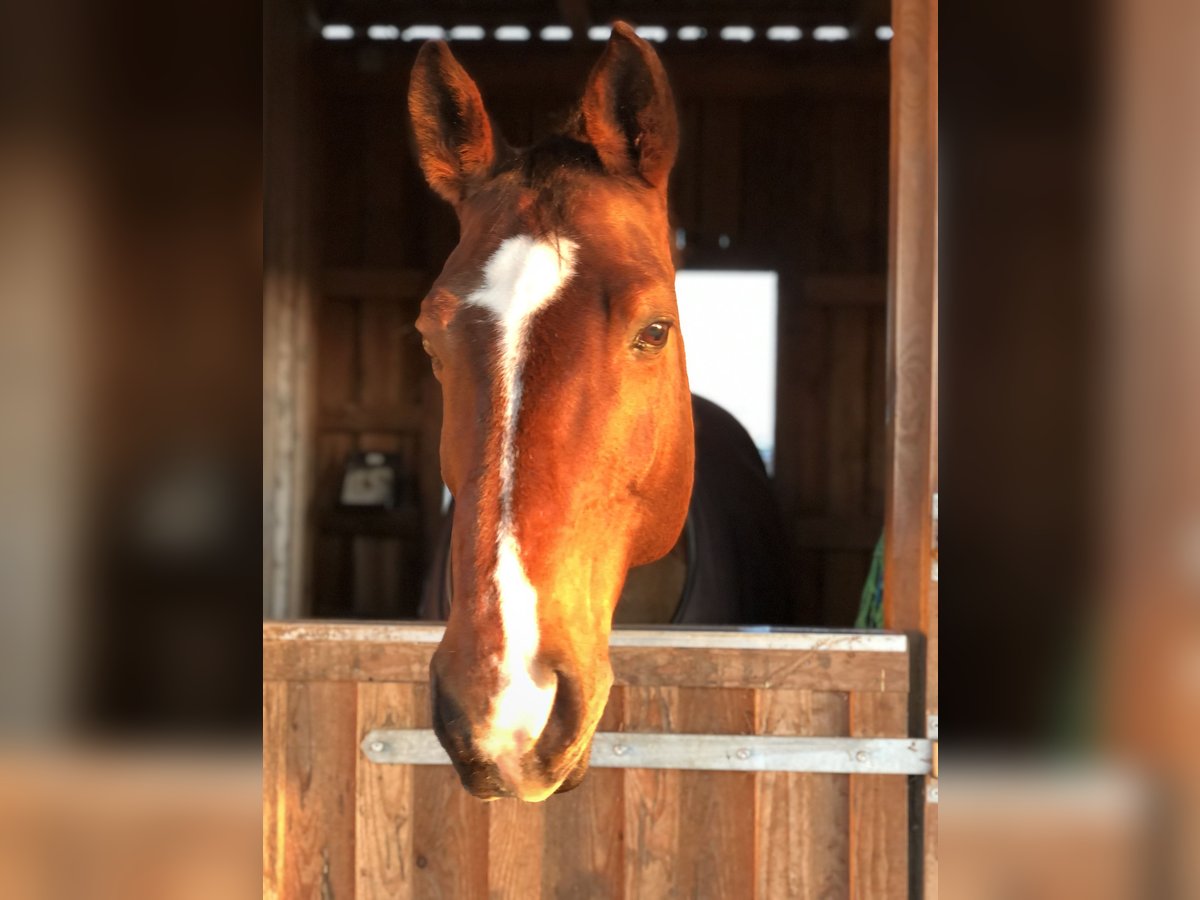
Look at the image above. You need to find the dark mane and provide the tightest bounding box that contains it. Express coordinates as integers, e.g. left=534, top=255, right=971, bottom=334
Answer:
left=504, top=133, right=604, bottom=188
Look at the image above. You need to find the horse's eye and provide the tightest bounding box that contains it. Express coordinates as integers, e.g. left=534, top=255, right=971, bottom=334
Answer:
left=635, top=321, right=671, bottom=351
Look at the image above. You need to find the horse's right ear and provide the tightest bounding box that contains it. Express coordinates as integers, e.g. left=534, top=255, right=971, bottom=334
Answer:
left=408, top=42, right=500, bottom=205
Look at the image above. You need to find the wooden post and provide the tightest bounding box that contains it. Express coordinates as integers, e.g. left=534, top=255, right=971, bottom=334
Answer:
left=264, top=0, right=317, bottom=619
left=883, top=0, right=938, bottom=894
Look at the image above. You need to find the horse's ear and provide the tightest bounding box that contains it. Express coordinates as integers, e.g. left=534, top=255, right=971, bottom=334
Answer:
left=579, top=22, right=679, bottom=190
left=408, top=41, right=501, bottom=205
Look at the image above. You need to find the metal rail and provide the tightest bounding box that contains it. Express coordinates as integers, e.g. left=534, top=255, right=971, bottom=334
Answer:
left=361, top=729, right=933, bottom=775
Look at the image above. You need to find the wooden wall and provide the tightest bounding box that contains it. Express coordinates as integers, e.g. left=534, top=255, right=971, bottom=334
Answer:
left=305, top=43, right=890, bottom=624
left=263, top=621, right=912, bottom=899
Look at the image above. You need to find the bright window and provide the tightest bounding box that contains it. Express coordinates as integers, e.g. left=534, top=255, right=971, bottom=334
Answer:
left=675, top=271, right=778, bottom=472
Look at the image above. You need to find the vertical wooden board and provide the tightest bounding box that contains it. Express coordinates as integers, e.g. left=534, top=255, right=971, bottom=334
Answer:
left=358, top=299, right=408, bottom=410
left=831, top=103, right=878, bottom=270
left=924, top=784, right=938, bottom=900
left=828, top=307, right=871, bottom=518
left=670, top=100, right=702, bottom=244
left=674, top=688, right=757, bottom=900
left=411, top=766, right=490, bottom=900
left=699, top=102, right=743, bottom=250
left=282, top=681, right=358, bottom=900
left=487, top=800, right=545, bottom=900
left=776, top=303, right=829, bottom=520
left=318, top=298, right=360, bottom=412
left=352, top=537, right=405, bottom=618
left=356, top=683, right=419, bottom=900
left=360, top=103, right=408, bottom=266
left=409, top=681, right=489, bottom=900
left=316, top=431, right=356, bottom=506
left=849, top=692, right=909, bottom=900
left=318, top=92, right=366, bottom=267
left=755, top=691, right=850, bottom=900
left=263, top=682, right=286, bottom=900
left=622, top=686, right=680, bottom=900
left=541, top=688, right=626, bottom=900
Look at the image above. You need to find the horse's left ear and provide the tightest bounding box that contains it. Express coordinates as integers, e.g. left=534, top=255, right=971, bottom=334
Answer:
left=408, top=41, right=502, bottom=205
left=579, top=22, right=679, bottom=191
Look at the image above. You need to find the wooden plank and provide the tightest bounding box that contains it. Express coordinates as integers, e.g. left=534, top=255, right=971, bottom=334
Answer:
left=829, top=308, right=871, bottom=517
left=755, top=690, right=850, bottom=900
left=409, top=682, right=489, bottom=899
left=265, top=638, right=433, bottom=682
left=264, top=639, right=909, bottom=693
left=318, top=403, right=423, bottom=433
left=924, top=780, right=938, bottom=900
left=699, top=102, right=743, bottom=253
left=541, top=687, right=626, bottom=899
left=263, top=682, right=286, bottom=900
left=674, top=688, right=757, bottom=899
left=623, top=686, right=680, bottom=900
left=321, top=268, right=428, bottom=299
left=356, top=682, right=418, bottom=900
left=883, top=0, right=938, bottom=634
left=263, top=0, right=316, bottom=620
left=613, top=646, right=907, bottom=693
left=282, top=681, right=358, bottom=900
left=487, top=800, right=545, bottom=900
left=849, top=692, right=909, bottom=900
left=264, top=622, right=907, bottom=652
left=800, top=274, right=888, bottom=306
left=317, top=298, right=360, bottom=412
left=358, top=300, right=408, bottom=410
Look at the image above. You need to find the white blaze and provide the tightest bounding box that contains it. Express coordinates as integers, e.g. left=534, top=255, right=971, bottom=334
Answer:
left=463, top=235, right=577, bottom=769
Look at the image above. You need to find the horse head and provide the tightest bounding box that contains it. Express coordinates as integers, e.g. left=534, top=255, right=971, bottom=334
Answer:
left=410, top=23, right=692, bottom=801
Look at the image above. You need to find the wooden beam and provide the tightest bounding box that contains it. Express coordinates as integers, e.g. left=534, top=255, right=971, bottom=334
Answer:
left=799, top=274, right=887, bottom=306
left=264, top=0, right=318, bottom=619
left=882, top=0, right=937, bottom=633
left=883, top=0, right=938, bottom=896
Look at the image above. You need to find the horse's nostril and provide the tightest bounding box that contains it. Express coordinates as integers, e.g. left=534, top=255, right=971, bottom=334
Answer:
left=537, top=668, right=583, bottom=759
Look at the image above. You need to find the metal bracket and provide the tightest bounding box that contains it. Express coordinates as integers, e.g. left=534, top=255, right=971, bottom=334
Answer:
left=361, top=729, right=934, bottom=775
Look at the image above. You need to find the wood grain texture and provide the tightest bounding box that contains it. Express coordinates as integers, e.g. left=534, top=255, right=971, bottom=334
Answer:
left=849, top=692, right=909, bottom=900
left=883, top=0, right=938, bottom=634
left=282, top=681, right=358, bottom=900
left=756, top=691, right=850, bottom=900
left=263, top=682, right=286, bottom=900
left=487, top=799, right=545, bottom=900
left=409, top=681, right=490, bottom=900
left=675, top=688, right=757, bottom=900
left=264, top=636, right=908, bottom=694
left=623, top=686, right=681, bottom=900
left=356, top=683, right=419, bottom=900
left=541, top=688, right=626, bottom=900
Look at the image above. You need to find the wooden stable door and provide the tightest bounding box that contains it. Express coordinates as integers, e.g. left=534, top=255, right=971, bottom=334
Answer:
left=264, top=623, right=926, bottom=899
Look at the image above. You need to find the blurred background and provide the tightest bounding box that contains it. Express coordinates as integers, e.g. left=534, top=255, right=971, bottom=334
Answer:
left=0, top=0, right=1196, bottom=896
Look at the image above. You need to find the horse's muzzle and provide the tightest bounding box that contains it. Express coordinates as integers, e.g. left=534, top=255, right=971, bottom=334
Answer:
left=430, top=665, right=596, bottom=801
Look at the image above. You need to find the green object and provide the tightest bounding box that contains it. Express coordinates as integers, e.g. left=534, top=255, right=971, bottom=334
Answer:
left=855, top=533, right=885, bottom=629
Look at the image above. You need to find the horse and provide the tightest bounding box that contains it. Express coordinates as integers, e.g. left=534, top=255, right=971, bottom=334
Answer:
left=409, top=22, right=787, bottom=802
